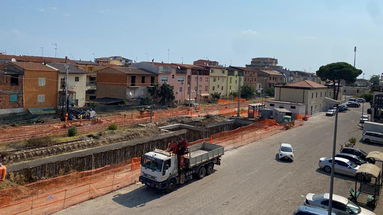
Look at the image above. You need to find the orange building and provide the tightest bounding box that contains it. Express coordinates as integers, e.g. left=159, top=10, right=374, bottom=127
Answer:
left=3, top=62, right=59, bottom=110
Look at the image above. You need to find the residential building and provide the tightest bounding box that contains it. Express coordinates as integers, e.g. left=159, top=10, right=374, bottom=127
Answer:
left=0, top=68, right=23, bottom=114
left=48, top=63, right=87, bottom=107
left=95, top=56, right=132, bottom=66
left=230, top=66, right=261, bottom=93
left=96, top=66, right=156, bottom=100
left=208, top=66, right=228, bottom=98
left=1, top=62, right=59, bottom=111
left=73, top=60, right=104, bottom=102
left=0, top=54, right=75, bottom=65
left=226, top=67, right=244, bottom=97
left=257, top=69, right=285, bottom=92
left=343, top=86, right=370, bottom=97
left=272, top=80, right=335, bottom=115
left=193, top=59, right=219, bottom=67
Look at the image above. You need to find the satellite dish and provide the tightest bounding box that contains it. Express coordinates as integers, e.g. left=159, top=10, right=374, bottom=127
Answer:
left=11, top=58, right=16, bottom=62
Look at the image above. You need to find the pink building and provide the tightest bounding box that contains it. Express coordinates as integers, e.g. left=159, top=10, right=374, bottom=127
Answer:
left=132, top=62, right=210, bottom=104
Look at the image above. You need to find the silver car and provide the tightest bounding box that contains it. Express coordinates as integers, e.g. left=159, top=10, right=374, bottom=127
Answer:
left=318, top=157, right=359, bottom=177
left=305, top=193, right=375, bottom=215
left=294, top=205, right=335, bottom=215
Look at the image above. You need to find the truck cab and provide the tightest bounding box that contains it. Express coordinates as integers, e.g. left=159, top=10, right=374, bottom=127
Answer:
left=140, top=149, right=178, bottom=189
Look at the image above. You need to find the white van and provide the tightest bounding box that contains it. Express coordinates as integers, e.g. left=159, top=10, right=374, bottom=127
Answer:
left=362, top=131, right=383, bottom=144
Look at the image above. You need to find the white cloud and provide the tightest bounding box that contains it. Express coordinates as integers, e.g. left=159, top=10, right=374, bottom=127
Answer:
left=240, top=29, right=258, bottom=36
left=38, top=8, right=45, bottom=13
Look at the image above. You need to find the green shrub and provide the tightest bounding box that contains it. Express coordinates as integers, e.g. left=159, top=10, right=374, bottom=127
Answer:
left=68, top=126, right=77, bottom=137
left=107, top=124, right=118, bottom=130
left=26, top=136, right=56, bottom=148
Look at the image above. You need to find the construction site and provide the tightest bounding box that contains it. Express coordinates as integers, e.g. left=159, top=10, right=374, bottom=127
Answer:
left=0, top=100, right=305, bottom=215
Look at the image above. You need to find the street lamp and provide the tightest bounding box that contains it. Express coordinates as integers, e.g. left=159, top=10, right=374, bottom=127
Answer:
left=328, top=104, right=339, bottom=215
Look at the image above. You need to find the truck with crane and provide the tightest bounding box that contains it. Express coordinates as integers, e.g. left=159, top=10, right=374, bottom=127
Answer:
left=139, top=140, right=224, bottom=191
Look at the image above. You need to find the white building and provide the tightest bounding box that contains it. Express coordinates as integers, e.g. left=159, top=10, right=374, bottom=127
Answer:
left=48, top=63, right=87, bottom=107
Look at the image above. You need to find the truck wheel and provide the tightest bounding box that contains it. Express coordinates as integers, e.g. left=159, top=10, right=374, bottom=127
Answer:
left=179, top=173, right=186, bottom=185
left=206, top=164, right=214, bottom=175
left=324, top=166, right=331, bottom=173
left=197, top=167, right=206, bottom=179
left=167, top=181, right=176, bottom=192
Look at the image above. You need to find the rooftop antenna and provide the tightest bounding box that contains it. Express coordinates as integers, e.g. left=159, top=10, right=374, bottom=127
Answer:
left=167, top=49, right=170, bottom=63
left=353, top=46, right=357, bottom=67
left=40, top=47, right=44, bottom=57
left=52, top=43, right=58, bottom=57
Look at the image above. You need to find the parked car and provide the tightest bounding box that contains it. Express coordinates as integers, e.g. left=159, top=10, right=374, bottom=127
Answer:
left=347, top=101, right=360, bottom=108
left=360, top=115, right=369, bottom=123
left=340, top=147, right=367, bottom=160
left=294, top=205, right=335, bottom=215
left=362, top=131, right=383, bottom=144
left=305, top=193, right=375, bottom=215
left=338, top=104, right=348, bottom=112
left=356, top=98, right=366, bottom=103
left=318, top=157, right=359, bottom=177
left=278, top=143, right=294, bottom=161
left=335, top=153, right=366, bottom=165
left=348, top=98, right=358, bottom=103
left=326, top=109, right=336, bottom=116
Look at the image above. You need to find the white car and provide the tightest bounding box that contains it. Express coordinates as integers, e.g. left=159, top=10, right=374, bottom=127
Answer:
left=362, top=131, right=383, bottom=144
left=305, top=193, right=375, bottom=215
left=326, top=109, right=336, bottom=116
left=278, top=143, right=294, bottom=161
left=318, top=157, right=359, bottom=177
left=294, top=205, right=335, bottom=215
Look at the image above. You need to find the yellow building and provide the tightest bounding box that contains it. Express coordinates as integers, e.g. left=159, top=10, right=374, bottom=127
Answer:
left=226, top=68, right=244, bottom=97
left=209, top=67, right=228, bottom=98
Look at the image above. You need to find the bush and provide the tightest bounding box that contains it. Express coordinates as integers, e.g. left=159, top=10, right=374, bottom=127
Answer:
left=68, top=126, right=77, bottom=137
left=107, top=124, right=118, bottom=130
left=26, top=136, right=56, bottom=148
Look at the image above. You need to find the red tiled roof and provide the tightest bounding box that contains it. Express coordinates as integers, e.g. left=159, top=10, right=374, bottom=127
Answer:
left=102, top=66, right=153, bottom=75
left=284, top=80, right=327, bottom=89
left=0, top=54, right=74, bottom=64
left=12, top=62, right=57, bottom=72
left=260, top=70, right=283, bottom=76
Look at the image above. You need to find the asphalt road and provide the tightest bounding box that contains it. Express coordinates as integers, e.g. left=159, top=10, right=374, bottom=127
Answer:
left=57, top=106, right=383, bottom=215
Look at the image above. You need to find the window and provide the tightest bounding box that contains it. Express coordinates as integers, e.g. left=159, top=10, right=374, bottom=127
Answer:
left=205, top=86, right=208, bottom=91
left=279, top=106, right=284, bottom=108
left=37, top=94, right=45, bottom=103
left=141, top=76, right=145, bottom=83
left=38, top=78, right=46, bottom=86
left=270, top=103, right=275, bottom=107
left=151, top=76, right=155, bottom=84
left=172, top=75, right=175, bottom=79
left=60, top=78, right=65, bottom=89
left=312, top=93, right=314, bottom=98
left=205, top=77, right=209, bottom=82
left=213, top=77, right=216, bottom=82
left=179, top=87, right=183, bottom=92
left=316, top=92, right=318, bottom=98
left=10, top=75, right=19, bottom=86
left=163, top=160, right=171, bottom=171
left=131, top=76, right=136, bottom=86
left=221, top=86, right=223, bottom=90
left=222, top=70, right=224, bottom=74
left=160, top=77, right=168, bottom=82
left=9, top=94, right=17, bottom=102
left=212, top=86, right=215, bottom=91
left=177, top=77, right=185, bottom=82
left=75, top=77, right=80, bottom=82
left=320, top=92, right=322, bottom=97
left=290, top=106, right=296, bottom=109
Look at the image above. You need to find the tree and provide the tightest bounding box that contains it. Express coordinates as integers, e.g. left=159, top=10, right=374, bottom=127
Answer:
left=148, top=83, right=175, bottom=105
left=240, top=85, right=256, bottom=99
left=264, top=88, right=274, bottom=97
left=361, top=93, right=373, bottom=103
left=370, top=75, right=380, bottom=86
left=316, top=62, right=362, bottom=100
left=210, top=92, right=221, bottom=101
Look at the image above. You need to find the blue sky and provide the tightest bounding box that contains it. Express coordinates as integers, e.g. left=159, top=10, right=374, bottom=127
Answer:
left=0, top=0, right=382, bottom=78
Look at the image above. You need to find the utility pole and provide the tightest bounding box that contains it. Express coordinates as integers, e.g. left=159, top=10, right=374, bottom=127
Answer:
left=328, top=104, right=339, bottom=215
left=353, top=46, right=357, bottom=67
left=64, top=64, right=69, bottom=114
left=237, top=72, right=241, bottom=117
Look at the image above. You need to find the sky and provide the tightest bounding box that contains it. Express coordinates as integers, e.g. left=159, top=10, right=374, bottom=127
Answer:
left=0, top=0, right=382, bottom=78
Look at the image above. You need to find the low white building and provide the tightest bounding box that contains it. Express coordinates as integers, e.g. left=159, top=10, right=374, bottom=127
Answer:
left=265, top=100, right=306, bottom=115
left=273, top=80, right=336, bottom=115
left=48, top=63, right=87, bottom=107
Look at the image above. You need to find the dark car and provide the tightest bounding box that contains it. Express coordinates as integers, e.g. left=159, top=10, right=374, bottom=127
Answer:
left=335, top=153, right=366, bottom=165
left=346, top=101, right=360, bottom=108
left=338, top=104, right=348, bottom=112
left=340, top=147, right=367, bottom=159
